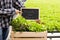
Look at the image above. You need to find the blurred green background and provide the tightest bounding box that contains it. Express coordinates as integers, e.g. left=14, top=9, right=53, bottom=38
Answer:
left=24, top=0, right=60, bottom=31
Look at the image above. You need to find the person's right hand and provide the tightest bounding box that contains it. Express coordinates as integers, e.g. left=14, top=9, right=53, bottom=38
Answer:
left=15, top=10, right=22, bottom=14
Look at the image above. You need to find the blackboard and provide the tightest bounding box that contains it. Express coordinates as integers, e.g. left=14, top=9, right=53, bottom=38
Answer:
left=22, top=8, right=39, bottom=20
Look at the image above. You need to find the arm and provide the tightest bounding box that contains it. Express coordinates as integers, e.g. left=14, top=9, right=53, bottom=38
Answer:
left=12, top=0, right=22, bottom=10
left=12, top=0, right=22, bottom=14
left=0, top=0, right=22, bottom=15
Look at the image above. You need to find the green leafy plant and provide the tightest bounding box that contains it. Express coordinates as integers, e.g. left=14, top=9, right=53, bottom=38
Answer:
left=11, top=15, right=47, bottom=32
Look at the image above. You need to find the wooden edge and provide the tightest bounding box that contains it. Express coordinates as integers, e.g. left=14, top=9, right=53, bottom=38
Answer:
left=11, top=31, right=47, bottom=38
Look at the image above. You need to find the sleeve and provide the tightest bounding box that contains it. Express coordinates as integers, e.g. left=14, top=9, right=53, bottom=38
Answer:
left=0, top=9, right=15, bottom=15
left=12, top=0, right=22, bottom=10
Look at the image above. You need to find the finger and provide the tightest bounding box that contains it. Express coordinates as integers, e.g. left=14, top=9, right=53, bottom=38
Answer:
left=19, top=11, right=22, bottom=13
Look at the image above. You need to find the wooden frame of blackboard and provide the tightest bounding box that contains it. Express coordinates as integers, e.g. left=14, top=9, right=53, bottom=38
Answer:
left=21, top=8, right=40, bottom=21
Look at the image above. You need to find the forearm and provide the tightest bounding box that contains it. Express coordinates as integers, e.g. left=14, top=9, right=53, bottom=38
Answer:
left=16, top=0, right=22, bottom=8
left=12, top=0, right=22, bottom=10
left=0, top=8, right=16, bottom=15
left=13, top=7, right=22, bottom=14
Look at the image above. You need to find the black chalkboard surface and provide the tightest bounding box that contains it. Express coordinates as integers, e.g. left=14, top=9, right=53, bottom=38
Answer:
left=22, top=8, right=39, bottom=20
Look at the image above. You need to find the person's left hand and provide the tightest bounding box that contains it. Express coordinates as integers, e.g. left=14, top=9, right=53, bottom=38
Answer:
left=35, top=19, right=40, bottom=24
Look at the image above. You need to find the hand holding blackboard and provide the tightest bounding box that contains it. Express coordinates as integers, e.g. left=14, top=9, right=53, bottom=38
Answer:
left=15, top=10, right=22, bottom=15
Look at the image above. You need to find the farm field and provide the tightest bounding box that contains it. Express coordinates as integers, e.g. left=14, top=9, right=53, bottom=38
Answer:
left=24, top=0, right=60, bottom=31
